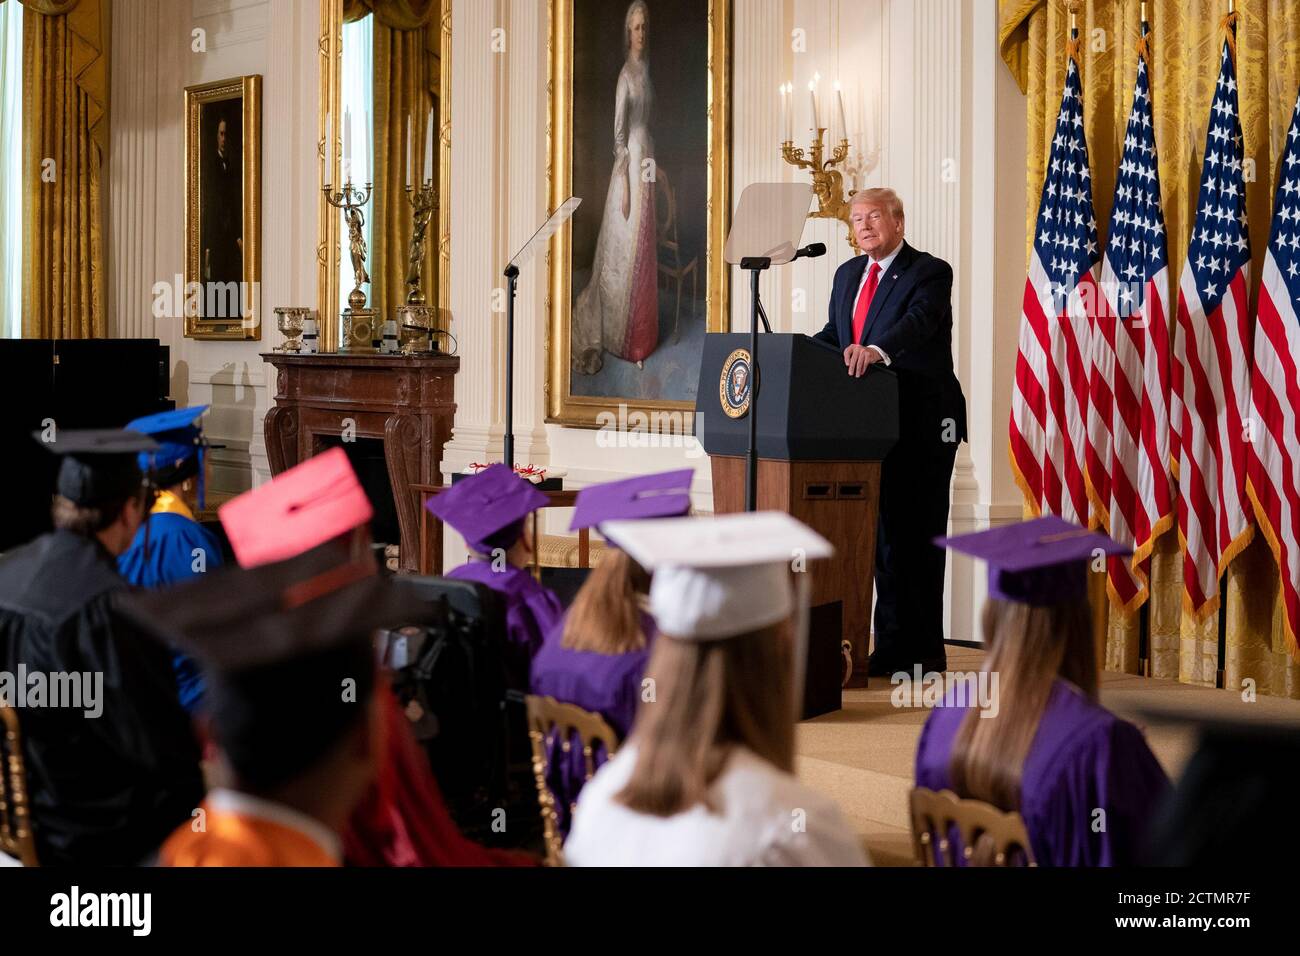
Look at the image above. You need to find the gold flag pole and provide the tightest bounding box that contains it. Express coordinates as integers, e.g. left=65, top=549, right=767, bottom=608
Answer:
left=1065, top=0, right=1081, bottom=60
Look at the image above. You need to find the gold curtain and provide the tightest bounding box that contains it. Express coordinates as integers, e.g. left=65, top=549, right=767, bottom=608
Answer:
left=18, top=0, right=110, bottom=339
left=1000, top=0, right=1300, bottom=699
left=344, top=0, right=439, bottom=321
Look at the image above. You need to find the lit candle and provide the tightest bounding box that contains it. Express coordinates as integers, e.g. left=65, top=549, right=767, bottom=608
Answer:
left=808, top=80, right=819, bottom=132
left=835, top=81, right=848, bottom=143
left=779, top=84, right=787, bottom=143
left=785, top=84, right=793, bottom=141
left=323, top=109, right=332, bottom=187
left=343, top=107, right=352, bottom=184
left=406, top=114, right=413, bottom=188
left=423, top=107, right=434, bottom=184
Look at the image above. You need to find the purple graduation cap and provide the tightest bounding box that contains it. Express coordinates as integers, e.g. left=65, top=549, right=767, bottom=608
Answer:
left=935, top=515, right=1131, bottom=606
left=569, top=469, right=693, bottom=541
left=425, top=463, right=547, bottom=554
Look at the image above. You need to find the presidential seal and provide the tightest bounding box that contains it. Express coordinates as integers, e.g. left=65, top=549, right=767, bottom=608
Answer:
left=719, top=348, right=753, bottom=419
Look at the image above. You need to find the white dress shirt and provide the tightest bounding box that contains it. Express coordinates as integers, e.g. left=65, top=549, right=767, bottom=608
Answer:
left=565, top=744, right=871, bottom=867
left=852, top=243, right=903, bottom=364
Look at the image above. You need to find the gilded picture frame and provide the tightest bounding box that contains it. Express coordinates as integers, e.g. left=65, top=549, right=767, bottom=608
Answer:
left=183, top=75, right=262, bottom=340
left=547, top=0, right=731, bottom=428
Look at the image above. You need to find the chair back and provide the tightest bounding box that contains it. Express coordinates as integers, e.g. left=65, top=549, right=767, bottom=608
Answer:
left=654, top=170, right=681, bottom=257
left=0, top=706, right=38, bottom=866
left=524, top=694, right=620, bottom=866
left=909, top=787, right=1035, bottom=867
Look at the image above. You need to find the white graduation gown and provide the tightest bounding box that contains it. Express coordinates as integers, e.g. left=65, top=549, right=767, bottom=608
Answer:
left=565, top=744, right=870, bottom=867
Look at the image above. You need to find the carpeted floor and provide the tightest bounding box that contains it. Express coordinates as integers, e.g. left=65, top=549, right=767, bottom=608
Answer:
left=793, top=646, right=1300, bottom=866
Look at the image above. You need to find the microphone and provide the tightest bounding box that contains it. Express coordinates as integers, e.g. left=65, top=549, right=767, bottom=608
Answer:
left=794, top=242, right=827, bottom=260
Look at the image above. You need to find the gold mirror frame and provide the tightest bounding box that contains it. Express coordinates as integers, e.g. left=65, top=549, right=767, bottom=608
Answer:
left=546, top=0, right=731, bottom=428
left=317, top=0, right=452, bottom=353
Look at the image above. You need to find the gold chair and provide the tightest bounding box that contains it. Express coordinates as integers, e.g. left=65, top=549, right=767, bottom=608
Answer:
left=654, top=170, right=699, bottom=345
left=524, top=694, right=621, bottom=867
left=909, top=787, right=1035, bottom=867
left=0, top=705, right=38, bottom=866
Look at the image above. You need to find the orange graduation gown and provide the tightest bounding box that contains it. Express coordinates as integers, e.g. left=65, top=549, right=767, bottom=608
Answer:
left=159, top=804, right=339, bottom=867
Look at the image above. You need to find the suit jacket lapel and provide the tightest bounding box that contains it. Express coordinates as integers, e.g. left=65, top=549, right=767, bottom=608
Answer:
left=861, top=242, right=917, bottom=345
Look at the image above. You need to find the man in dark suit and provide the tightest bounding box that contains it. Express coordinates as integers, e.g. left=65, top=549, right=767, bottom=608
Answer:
left=814, top=188, right=967, bottom=675
left=201, top=115, right=243, bottom=319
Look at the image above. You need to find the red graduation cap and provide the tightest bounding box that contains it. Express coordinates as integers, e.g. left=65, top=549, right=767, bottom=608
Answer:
left=218, top=447, right=373, bottom=568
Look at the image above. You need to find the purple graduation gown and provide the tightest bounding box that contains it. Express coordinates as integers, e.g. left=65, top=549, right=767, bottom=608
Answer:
left=528, top=611, right=655, bottom=836
left=914, top=678, right=1170, bottom=866
left=445, top=560, right=564, bottom=661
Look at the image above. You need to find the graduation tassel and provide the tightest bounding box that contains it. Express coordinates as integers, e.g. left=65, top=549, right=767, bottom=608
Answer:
left=197, top=443, right=207, bottom=513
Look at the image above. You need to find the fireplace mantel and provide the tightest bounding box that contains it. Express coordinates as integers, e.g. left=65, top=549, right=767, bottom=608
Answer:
left=261, top=351, right=459, bottom=573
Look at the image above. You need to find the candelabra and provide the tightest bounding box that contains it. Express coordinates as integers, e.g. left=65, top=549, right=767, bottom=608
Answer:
left=397, top=180, right=438, bottom=354
left=323, top=179, right=376, bottom=351
left=782, top=128, right=858, bottom=252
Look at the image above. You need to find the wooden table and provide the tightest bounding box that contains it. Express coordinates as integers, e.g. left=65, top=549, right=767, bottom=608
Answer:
left=414, top=483, right=589, bottom=577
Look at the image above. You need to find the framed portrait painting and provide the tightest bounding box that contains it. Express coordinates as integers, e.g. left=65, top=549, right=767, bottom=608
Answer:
left=184, top=75, right=262, bottom=340
left=548, top=0, right=731, bottom=427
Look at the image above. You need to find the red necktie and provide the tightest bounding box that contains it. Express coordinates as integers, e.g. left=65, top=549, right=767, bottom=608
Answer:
left=851, top=262, right=882, bottom=345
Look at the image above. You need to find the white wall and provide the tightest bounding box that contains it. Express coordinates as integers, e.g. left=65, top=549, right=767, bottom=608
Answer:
left=109, top=0, right=320, bottom=496
left=107, top=0, right=1027, bottom=643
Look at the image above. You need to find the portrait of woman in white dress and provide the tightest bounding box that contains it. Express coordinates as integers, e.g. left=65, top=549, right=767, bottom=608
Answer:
left=571, top=0, right=660, bottom=376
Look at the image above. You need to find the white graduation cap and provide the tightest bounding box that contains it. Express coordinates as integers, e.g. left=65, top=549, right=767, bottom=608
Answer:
left=599, top=511, right=833, bottom=641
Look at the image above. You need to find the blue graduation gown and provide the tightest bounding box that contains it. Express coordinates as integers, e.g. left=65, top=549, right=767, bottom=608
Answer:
left=913, top=678, right=1170, bottom=866
left=118, top=509, right=224, bottom=713
left=529, top=611, right=655, bottom=836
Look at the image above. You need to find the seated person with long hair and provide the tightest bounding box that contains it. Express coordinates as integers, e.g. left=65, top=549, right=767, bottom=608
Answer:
left=530, top=469, right=692, bottom=835
left=914, top=516, right=1170, bottom=866
left=425, top=464, right=563, bottom=667
left=565, top=512, right=869, bottom=866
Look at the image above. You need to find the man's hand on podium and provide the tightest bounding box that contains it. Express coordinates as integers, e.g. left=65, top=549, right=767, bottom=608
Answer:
left=843, top=343, right=881, bottom=378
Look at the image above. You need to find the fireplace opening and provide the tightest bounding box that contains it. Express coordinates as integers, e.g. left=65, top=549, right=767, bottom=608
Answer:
left=320, top=436, right=401, bottom=551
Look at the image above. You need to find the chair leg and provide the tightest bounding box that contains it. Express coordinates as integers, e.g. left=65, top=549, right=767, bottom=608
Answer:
left=673, top=277, right=682, bottom=344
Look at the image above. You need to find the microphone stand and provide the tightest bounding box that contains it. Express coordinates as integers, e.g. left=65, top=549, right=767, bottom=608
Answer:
left=739, top=256, right=772, bottom=511
left=502, top=263, right=519, bottom=469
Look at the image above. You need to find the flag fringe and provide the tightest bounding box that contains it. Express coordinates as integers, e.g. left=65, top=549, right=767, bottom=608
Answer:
left=1008, top=442, right=1043, bottom=520
left=1245, top=477, right=1300, bottom=662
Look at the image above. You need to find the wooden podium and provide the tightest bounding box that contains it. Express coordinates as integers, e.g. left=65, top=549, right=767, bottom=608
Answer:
left=697, top=333, right=899, bottom=711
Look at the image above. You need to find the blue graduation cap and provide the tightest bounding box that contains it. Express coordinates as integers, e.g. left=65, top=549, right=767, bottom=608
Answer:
left=126, top=405, right=215, bottom=509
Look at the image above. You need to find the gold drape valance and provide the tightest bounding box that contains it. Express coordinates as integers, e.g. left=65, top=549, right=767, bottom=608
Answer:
left=998, top=0, right=1300, bottom=697
left=342, top=0, right=437, bottom=30
left=14, top=0, right=108, bottom=156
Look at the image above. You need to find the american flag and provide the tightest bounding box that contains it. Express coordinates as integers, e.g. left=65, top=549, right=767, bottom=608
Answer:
left=1173, top=36, right=1255, bottom=616
left=1010, top=46, right=1099, bottom=528
left=1247, top=85, right=1300, bottom=653
left=1091, top=30, right=1173, bottom=611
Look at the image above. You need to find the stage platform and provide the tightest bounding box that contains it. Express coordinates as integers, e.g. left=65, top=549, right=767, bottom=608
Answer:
left=793, top=646, right=1300, bottom=866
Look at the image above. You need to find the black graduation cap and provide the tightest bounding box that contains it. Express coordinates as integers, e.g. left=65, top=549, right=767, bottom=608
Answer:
left=122, top=544, right=435, bottom=790
left=1138, top=702, right=1300, bottom=865
left=33, top=428, right=158, bottom=507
